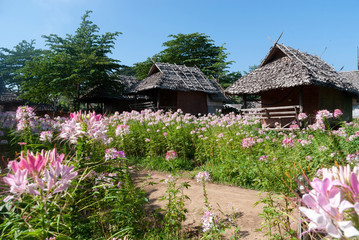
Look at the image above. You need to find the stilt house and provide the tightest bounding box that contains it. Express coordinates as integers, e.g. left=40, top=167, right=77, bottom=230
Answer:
left=128, top=63, right=227, bottom=114
left=80, top=75, right=139, bottom=113
left=226, top=44, right=359, bottom=125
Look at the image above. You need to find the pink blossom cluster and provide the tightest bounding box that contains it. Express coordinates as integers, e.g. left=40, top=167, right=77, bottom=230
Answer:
left=282, top=137, right=294, bottom=148
left=104, top=148, right=126, bottom=161
left=94, top=172, right=120, bottom=189
left=115, top=124, right=130, bottom=137
left=59, top=111, right=108, bottom=144
left=196, top=171, right=211, bottom=183
left=164, top=174, right=176, bottom=183
left=15, top=106, right=35, bottom=121
left=202, top=210, right=217, bottom=232
left=346, top=153, right=359, bottom=163
left=300, top=165, right=359, bottom=238
left=165, top=150, right=177, bottom=160
left=3, top=149, right=77, bottom=201
left=334, top=109, right=343, bottom=118
left=39, top=131, right=53, bottom=142
left=316, top=110, right=333, bottom=121
left=242, top=137, right=255, bottom=148
left=298, top=112, right=308, bottom=121
left=0, top=111, right=16, bottom=129
left=16, top=106, right=36, bottom=131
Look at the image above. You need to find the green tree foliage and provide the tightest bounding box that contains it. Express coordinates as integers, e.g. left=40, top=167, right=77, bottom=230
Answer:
left=20, top=11, right=122, bottom=110
left=134, top=33, right=234, bottom=86
left=220, top=71, right=242, bottom=89
left=0, top=40, right=43, bottom=93
left=116, top=65, right=137, bottom=76
left=134, top=54, right=160, bottom=80
left=243, top=64, right=259, bottom=75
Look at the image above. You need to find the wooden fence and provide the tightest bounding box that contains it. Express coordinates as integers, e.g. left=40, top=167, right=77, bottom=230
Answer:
left=239, top=105, right=301, bottom=128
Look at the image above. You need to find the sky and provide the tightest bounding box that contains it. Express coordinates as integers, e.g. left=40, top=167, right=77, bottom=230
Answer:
left=1, top=0, right=359, bottom=73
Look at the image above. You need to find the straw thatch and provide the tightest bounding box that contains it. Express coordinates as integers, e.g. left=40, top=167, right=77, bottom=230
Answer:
left=340, top=71, right=359, bottom=93
left=0, top=91, right=21, bottom=103
left=226, top=44, right=359, bottom=96
left=80, top=75, right=138, bottom=101
left=128, top=62, right=224, bottom=95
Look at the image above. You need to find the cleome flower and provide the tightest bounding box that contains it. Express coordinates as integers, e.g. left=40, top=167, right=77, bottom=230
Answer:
left=165, top=150, right=177, bottom=161
left=202, top=210, right=217, bottom=232
left=59, top=111, right=108, bottom=144
left=3, top=148, right=77, bottom=200
left=105, top=148, right=126, bottom=161
left=300, top=165, right=359, bottom=238
left=196, top=171, right=211, bottom=183
left=242, top=137, right=255, bottom=148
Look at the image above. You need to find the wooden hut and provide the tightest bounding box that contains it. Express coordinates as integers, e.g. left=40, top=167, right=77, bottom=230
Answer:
left=339, top=71, right=359, bottom=118
left=0, top=89, right=24, bottom=112
left=225, top=43, right=358, bottom=125
left=128, top=63, right=228, bottom=114
left=80, top=75, right=140, bottom=113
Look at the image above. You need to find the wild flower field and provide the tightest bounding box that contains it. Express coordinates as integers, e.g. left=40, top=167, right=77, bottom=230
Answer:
left=1, top=106, right=359, bottom=239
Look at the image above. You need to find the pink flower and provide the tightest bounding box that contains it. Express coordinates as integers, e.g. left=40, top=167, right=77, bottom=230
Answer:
left=165, top=150, right=177, bottom=160
left=202, top=210, right=216, bottom=232
left=242, top=137, right=255, bottom=148
left=196, top=171, right=211, bottom=182
left=334, top=109, right=343, bottom=118
left=18, top=142, right=27, bottom=146
left=300, top=165, right=359, bottom=238
left=258, top=155, right=268, bottom=161
left=164, top=174, right=176, bottom=183
left=316, top=110, right=333, bottom=121
left=298, top=112, right=308, bottom=121
left=40, top=131, right=53, bottom=142
left=15, top=150, right=48, bottom=176
left=59, top=111, right=108, bottom=144
left=105, top=148, right=126, bottom=161
left=3, top=169, right=28, bottom=194
left=282, top=137, right=294, bottom=148
left=115, top=124, right=130, bottom=137
left=289, top=124, right=299, bottom=130
left=15, top=106, right=35, bottom=121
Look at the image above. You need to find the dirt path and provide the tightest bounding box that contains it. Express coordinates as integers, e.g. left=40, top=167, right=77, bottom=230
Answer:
left=134, top=170, right=268, bottom=239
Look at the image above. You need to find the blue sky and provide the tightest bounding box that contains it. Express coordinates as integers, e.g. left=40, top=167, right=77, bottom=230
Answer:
left=1, top=0, right=359, bottom=73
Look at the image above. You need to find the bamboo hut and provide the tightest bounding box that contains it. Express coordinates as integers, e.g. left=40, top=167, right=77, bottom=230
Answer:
left=226, top=43, right=359, bottom=125
left=80, top=75, right=140, bottom=113
left=128, top=63, right=228, bottom=114
left=0, top=89, right=24, bottom=112
left=340, top=71, right=359, bottom=118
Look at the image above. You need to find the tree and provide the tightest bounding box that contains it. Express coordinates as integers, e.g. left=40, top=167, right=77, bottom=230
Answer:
left=0, top=40, right=43, bottom=92
left=243, top=64, right=259, bottom=75
left=220, top=71, right=242, bottom=89
left=21, top=11, right=122, bottom=110
left=134, top=33, right=234, bottom=85
left=116, top=65, right=137, bottom=76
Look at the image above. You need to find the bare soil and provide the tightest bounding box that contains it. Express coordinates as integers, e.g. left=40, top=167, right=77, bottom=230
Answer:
left=134, top=170, right=268, bottom=239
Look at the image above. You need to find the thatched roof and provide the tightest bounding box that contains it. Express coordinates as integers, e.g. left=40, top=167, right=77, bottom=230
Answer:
left=128, top=62, right=224, bottom=95
left=226, top=44, right=358, bottom=96
left=80, top=75, right=138, bottom=101
left=0, top=89, right=22, bottom=104
left=340, top=71, right=359, bottom=93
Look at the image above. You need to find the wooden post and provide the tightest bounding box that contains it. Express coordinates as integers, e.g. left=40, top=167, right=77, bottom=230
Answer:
left=243, top=95, right=247, bottom=109
left=299, top=86, right=303, bottom=113
left=156, top=89, right=160, bottom=110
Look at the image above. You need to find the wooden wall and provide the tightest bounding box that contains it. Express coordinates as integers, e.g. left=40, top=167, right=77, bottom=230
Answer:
left=177, top=91, right=208, bottom=114
left=260, top=85, right=352, bottom=123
